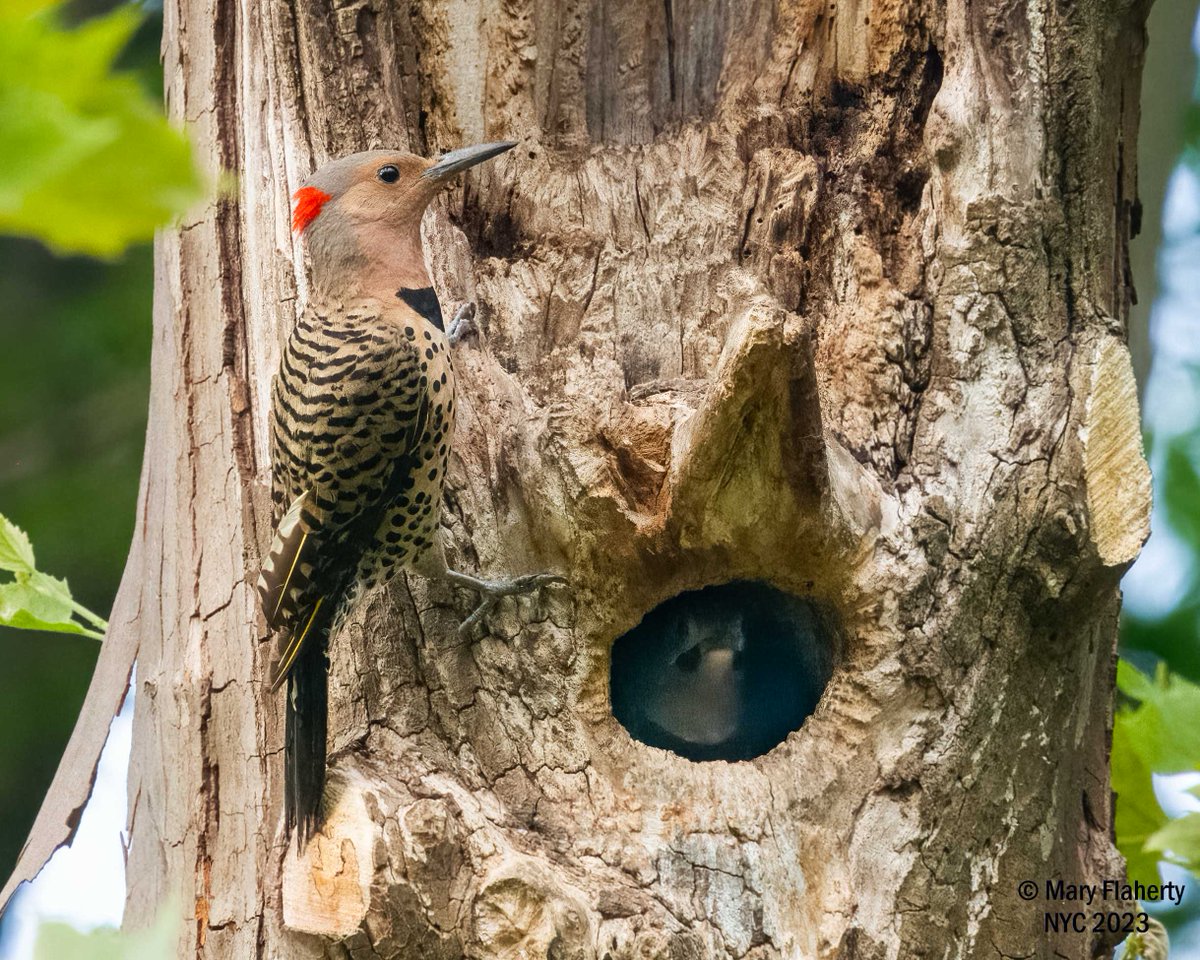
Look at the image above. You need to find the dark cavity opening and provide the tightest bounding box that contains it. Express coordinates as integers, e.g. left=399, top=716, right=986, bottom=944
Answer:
left=609, top=581, right=835, bottom=762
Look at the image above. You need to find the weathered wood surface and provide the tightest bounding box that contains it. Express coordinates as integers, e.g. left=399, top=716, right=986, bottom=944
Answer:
left=9, top=0, right=1155, bottom=957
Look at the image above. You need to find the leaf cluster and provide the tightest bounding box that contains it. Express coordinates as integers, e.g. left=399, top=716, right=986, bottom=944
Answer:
left=0, top=0, right=202, bottom=256
left=0, top=513, right=107, bottom=640
left=1113, top=661, right=1200, bottom=885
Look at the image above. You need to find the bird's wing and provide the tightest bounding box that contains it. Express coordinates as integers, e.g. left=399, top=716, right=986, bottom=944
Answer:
left=258, top=489, right=314, bottom=628
left=257, top=306, right=431, bottom=686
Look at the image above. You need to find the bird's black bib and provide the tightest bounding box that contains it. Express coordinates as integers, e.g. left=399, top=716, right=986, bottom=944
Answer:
left=397, top=287, right=444, bottom=330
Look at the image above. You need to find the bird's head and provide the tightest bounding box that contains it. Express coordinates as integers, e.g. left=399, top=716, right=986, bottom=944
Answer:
left=291, top=142, right=516, bottom=298
left=640, top=608, right=747, bottom=747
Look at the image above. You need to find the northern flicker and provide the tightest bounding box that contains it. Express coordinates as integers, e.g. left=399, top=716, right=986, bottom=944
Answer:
left=257, top=143, right=563, bottom=849
left=609, top=585, right=829, bottom=762
left=615, top=599, right=747, bottom=756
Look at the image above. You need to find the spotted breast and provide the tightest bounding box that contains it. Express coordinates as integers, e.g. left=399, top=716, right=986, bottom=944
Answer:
left=260, top=291, right=454, bottom=663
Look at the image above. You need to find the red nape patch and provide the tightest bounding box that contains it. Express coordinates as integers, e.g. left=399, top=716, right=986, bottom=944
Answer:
left=292, top=187, right=332, bottom=233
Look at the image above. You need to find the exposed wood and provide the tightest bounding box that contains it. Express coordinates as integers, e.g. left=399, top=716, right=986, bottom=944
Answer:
left=280, top=772, right=373, bottom=937
left=1084, top=335, right=1153, bottom=566
left=5, top=0, right=1154, bottom=957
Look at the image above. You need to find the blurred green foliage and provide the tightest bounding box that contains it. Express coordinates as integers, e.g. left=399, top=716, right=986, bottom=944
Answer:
left=1115, top=113, right=1200, bottom=905
left=1112, top=13, right=1200, bottom=950
left=0, top=236, right=151, bottom=882
left=1123, top=421, right=1200, bottom=683
left=0, top=0, right=162, bottom=883
left=1120, top=916, right=1172, bottom=960
left=34, top=900, right=175, bottom=959
left=1113, top=662, right=1200, bottom=885
left=0, top=0, right=200, bottom=256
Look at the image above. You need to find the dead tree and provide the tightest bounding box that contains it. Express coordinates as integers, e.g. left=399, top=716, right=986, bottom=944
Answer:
left=3, top=0, right=1154, bottom=956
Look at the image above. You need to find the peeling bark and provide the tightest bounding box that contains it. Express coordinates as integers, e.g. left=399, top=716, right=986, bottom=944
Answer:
left=12, top=0, right=1156, bottom=957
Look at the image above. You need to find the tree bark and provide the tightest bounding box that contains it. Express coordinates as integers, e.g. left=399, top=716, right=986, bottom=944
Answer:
left=12, top=0, right=1157, bottom=956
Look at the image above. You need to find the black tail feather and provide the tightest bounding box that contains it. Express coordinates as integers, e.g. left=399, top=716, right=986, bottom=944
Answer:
left=285, top=632, right=328, bottom=851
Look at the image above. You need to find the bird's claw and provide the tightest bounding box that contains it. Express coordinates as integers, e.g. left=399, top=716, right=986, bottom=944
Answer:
left=447, top=570, right=568, bottom=636
left=447, top=302, right=478, bottom=346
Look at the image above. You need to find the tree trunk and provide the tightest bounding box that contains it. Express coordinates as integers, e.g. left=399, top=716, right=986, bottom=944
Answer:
left=18, top=0, right=1159, bottom=956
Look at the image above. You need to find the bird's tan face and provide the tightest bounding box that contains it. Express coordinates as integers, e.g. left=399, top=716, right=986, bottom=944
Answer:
left=292, top=150, right=435, bottom=235
left=328, top=154, right=438, bottom=230
left=294, top=151, right=439, bottom=293
left=293, top=144, right=515, bottom=300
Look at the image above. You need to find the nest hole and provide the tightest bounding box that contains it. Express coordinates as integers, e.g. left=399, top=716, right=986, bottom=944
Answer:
left=609, top=581, right=835, bottom=762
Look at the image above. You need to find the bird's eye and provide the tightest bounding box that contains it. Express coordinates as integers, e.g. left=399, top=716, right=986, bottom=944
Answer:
left=377, top=165, right=400, bottom=184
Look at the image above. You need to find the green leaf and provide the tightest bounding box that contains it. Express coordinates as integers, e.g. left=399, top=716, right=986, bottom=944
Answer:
left=0, top=574, right=88, bottom=636
left=1112, top=699, right=1171, bottom=885
left=34, top=902, right=177, bottom=960
left=1115, top=661, right=1200, bottom=774
left=1117, top=659, right=1160, bottom=703
left=0, top=511, right=108, bottom=638
left=0, top=513, right=35, bottom=573
left=0, top=2, right=203, bottom=256
left=1145, top=812, right=1200, bottom=872
left=1112, top=661, right=1200, bottom=884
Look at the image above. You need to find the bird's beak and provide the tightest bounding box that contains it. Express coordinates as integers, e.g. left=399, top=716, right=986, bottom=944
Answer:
left=421, top=141, right=518, bottom=182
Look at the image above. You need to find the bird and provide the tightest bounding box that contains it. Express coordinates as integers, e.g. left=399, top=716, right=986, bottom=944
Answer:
left=616, top=598, right=748, bottom=757
left=609, top=583, right=829, bottom=762
left=257, top=143, right=564, bottom=850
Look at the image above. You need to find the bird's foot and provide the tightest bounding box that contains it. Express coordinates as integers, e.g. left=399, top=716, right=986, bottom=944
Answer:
left=444, top=569, right=567, bottom=635
left=447, top=302, right=478, bottom=346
